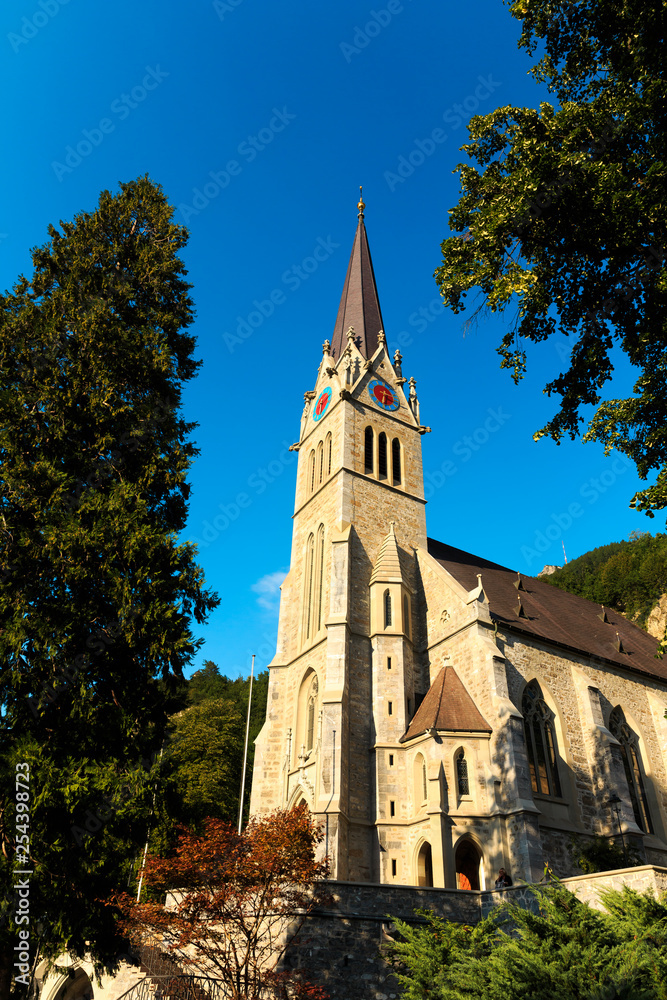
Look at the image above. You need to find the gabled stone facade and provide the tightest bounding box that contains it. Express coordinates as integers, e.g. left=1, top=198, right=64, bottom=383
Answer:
left=250, top=205, right=667, bottom=890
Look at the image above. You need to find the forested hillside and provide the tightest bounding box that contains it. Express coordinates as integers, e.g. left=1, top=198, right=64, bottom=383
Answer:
left=152, top=661, right=269, bottom=848
left=544, top=532, right=667, bottom=633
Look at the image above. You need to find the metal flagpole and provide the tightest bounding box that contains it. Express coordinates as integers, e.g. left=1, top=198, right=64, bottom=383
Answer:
left=238, top=654, right=256, bottom=834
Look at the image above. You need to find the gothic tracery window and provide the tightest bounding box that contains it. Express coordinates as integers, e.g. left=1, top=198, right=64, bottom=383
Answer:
left=317, top=440, right=324, bottom=484
left=609, top=707, right=653, bottom=833
left=522, top=681, right=562, bottom=797
left=306, top=675, right=318, bottom=752
left=456, top=748, right=469, bottom=796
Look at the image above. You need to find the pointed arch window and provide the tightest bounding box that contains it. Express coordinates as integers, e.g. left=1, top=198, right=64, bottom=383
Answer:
left=609, top=707, right=653, bottom=833
left=384, top=589, right=392, bottom=628
left=317, top=441, right=324, bottom=484
left=308, top=451, right=315, bottom=494
left=403, top=594, right=410, bottom=637
left=414, top=753, right=427, bottom=806
left=303, top=533, right=315, bottom=640
left=392, top=437, right=401, bottom=485
left=306, top=675, right=319, bottom=752
left=364, top=426, right=374, bottom=474
left=315, top=524, right=325, bottom=633
left=522, top=681, right=562, bottom=797
left=456, top=748, right=469, bottom=796
left=326, top=432, right=332, bottom=476
left=378, top=432, right=388, bottom=480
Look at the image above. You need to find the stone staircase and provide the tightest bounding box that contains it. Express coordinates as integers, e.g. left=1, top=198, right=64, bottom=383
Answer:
left=113, top=939, right=226, bottom=1000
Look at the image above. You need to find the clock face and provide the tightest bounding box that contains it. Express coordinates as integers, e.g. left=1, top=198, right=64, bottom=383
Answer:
left=368, top=379, right=400, bottom=411
left=313, top=387, right=332, bottom=421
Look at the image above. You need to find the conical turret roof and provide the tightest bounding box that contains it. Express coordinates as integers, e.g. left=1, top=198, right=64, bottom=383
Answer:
left=370, top=522, right=403, bottom=585
left=400, top=666, right=492, bottom=742
left=330, top=203, right=384, bottom=361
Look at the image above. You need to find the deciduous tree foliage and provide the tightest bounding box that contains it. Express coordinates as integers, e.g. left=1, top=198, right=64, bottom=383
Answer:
left=435, top=0, right=667, bottom=516
left=118, top=807, right=331, bottom=1000
left=388, top=882, right=667, bottom=1000
left=0, top=177, right=218, bottom=993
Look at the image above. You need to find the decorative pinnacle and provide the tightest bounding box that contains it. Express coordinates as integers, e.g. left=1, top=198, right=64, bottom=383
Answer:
left=322, top=339, right=331, bottom=355
left=357, top=186, right=365, bottom=219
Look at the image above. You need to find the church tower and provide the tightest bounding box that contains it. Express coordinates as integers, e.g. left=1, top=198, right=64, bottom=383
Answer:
left=250, top=193, right=433, bottom=881
left=251, top=197, right=667, bottom=892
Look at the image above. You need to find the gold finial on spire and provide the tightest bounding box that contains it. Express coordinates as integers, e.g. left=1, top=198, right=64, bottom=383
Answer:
left=357, top=185, right=365, bottom=219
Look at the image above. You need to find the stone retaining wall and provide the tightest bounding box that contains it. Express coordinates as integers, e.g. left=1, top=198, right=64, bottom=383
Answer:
left=286, top=867, right=667, bottom=1000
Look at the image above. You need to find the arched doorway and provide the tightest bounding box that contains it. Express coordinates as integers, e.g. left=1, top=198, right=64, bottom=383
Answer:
left=455, top=838, right=482, bottom=890
left=50, top=968, right=94, bottom=1000
left=417, top=841, right=433, bottom=886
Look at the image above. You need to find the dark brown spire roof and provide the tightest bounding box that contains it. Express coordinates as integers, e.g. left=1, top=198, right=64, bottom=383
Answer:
left=427, top=538, right=667, bottom=683
left=330, top=219, right=384, bottom=361
left=400, top=666, right=492, bottom=742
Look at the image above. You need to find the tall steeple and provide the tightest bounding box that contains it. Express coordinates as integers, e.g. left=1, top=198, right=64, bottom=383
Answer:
left=329, top=189, right=385, bottom=361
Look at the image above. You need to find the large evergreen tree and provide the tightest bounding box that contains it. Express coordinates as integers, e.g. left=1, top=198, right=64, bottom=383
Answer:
left=435, top=0, right=666, bottom=517
left=0, top=178, right=218, bottom=995
left=388, top=882, right=667, bottom=1000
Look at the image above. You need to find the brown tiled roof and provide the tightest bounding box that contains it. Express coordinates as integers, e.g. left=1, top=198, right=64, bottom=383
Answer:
left=427, top=537, right=667, bottom=683
left=400, top=666, right=492, bottom=742
left=330, top=219, right=384, bottom=361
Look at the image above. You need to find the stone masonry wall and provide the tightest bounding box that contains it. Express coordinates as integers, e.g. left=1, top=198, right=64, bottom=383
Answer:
left=285, top=868, right=667, bottom=1000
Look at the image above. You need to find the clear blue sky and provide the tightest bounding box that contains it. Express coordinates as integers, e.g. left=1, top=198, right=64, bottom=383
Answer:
left=2, top=0, right=653, bottom=678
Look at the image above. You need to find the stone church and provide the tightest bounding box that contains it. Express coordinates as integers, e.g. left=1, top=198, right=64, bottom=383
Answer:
left=249, top=196, right=667, bottom=891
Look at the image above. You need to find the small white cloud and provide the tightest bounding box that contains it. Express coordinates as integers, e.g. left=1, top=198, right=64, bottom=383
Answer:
left=251, top=569, right=287, bottom=611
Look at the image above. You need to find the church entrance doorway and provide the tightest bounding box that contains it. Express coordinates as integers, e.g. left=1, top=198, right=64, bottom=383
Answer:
left=455, top=838, right=482, bottom=890
left=417, top=841, right=433, bottom=886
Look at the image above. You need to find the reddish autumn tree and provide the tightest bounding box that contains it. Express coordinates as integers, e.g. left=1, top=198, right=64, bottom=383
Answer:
left=117, top=806, right=330, bottom=1000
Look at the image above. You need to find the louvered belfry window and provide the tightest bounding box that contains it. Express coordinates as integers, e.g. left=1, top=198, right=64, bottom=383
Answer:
left=392, top=437, right=401, bottom=485
left=522, top=681, right=562, bottom=797
left=609, top=707, right=653, bottom=833
left=378, top=432, right=388, bottom=479
left=364, top=426, right=374, bottom=473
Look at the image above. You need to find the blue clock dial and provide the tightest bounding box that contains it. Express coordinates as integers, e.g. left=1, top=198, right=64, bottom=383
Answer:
left=313, top=387, right=332, bottom=421
left=368, top=379, right=399, bottom=411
